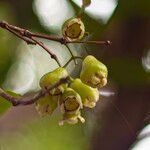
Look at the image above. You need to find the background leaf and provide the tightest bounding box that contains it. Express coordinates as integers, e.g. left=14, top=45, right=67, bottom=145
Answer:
left=0, top=91, right=21, bottom=116
left=0, top=97, right=11, bottom=116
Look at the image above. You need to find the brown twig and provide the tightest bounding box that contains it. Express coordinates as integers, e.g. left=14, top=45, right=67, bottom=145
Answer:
left=30, top=37, right=61, bottom=66
left=0, top=20, right=61, bottom=66
left=0, top=88, right=18, bottom=106
left=0, top=20, right=111, bottom=67
left=67, top=40, right=112, bottom=46
left=15, top=30, right=111, bottom=46
left=0, top=77, right=70, bottom=106
left=1, top=21, right=36, bottom=45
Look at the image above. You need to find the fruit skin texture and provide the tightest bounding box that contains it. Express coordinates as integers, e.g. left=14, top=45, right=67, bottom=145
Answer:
left=62, top=17, right=85, bottom=42
left=40, top=67, right=68, bottom=95
left=70, top=79, right=99, bottom=108
left=35, top=95, right=59, bottom=116
left=80, top=55, right=108, bottom=88
left=59, top=88, right=85, bottom=125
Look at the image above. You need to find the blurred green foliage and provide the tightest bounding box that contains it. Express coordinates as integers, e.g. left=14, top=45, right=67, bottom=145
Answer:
left=0, top=91, right=21, bottom=116
left=0, top=96, right=11, bottom=116
left=108, top=57, right=150, bottom=86
left=0, top=2, right=17, bottom=84
left=0, top=115, right=88, bottom=150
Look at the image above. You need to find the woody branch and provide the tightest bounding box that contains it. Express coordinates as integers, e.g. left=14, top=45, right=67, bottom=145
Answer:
left=0, top=20, right=111, bottom=66
left=0, top=77, right=70, bottom=106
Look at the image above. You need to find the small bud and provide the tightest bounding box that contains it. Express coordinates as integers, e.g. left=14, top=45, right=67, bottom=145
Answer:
left=70, top=79, right=99, bottom=108
left=40, top=67, right=68, bottom=95
left=80, top=55, right=108, bottom=88
left=62, top=17, right=85, bottom=42
left=35, top=95, right=59, bottom=116
left=59, top=88, right=84, bottom=125
left=82, top=0, right=91, bottom=7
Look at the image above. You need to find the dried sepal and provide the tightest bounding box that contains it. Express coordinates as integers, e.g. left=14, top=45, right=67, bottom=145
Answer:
left=59, top=111, right=85, bottom=126
left=70, top=79, right=99, bottom=108
left=35, top=95, right=59, bottom=117
left=40, top=67, right=68, bottom=95
left=80, top=55, right=108, bottom=88
left=62, top=17, right=85, bottom=42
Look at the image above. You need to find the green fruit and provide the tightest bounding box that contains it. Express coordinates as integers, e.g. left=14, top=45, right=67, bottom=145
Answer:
left=35, top=95, right=59, bottom=116
left=80, top=55, right=108, bottom=88
left=40, top=67, right=68, bottom=95
left=70, top=79, right=99, bottom=108
left=59, top=88, right=84, bottom=125
left=60, top=88, right=83, bottom=114
left=62, top=17, right=85, bottom=42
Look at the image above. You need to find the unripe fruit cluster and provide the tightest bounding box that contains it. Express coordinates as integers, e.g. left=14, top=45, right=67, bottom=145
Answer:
left=35, top=55, right=108, bottom=125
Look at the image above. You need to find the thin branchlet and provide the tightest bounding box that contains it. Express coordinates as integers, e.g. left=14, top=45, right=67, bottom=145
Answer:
left=0, top=21, right=61, bottom=66
left=63, top=56, right=83, bottom=68
left=0, top=21, right=111, bottom=45
left=30, top=36, right=61, bottom=66
left=0, top=77, right=70, bottom=106
left=0, top=88, right=18, bottom=106
left=0, top=21, right=111, bottom=63
left=65, top=44, right=77, bottom=65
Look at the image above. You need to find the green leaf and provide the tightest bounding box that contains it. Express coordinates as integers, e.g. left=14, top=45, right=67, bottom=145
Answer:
left=0, top=96, right=11, bottom=116
left=0, top=91, right=21, bottom=116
